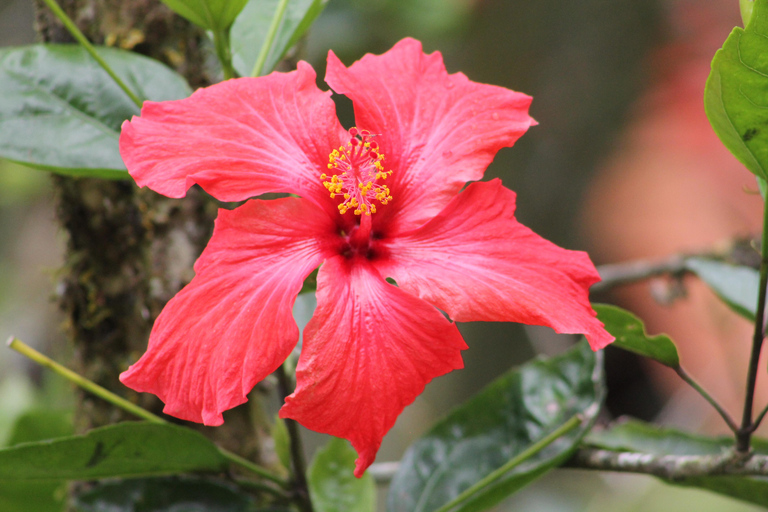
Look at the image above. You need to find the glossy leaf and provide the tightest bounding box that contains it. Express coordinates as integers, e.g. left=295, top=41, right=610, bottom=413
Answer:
left=73, top=476, right=262, bottom=512
left=0, top=422, right=227, bottom=480
left=594, top=304, right=680, bottom=368
left=586, top=419, right=768, bottom=507
left=231, top=0, right=329, bottom=76
left=0, top=409, right=73, bottom=512
left=387, top=340, right=604, bottom=512
left=685, top=257, right=760, bottom=321
left=160, top=0, right=248, bottom=31
left=705, top=0, right=768, bottom=180
left=308, top=437, right=376, bottom=512
left=0, top=44, right=191, bottom=179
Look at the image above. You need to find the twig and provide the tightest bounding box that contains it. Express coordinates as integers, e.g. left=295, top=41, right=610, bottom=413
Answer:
left=276, top=365, right=313, bottom=512
left=675, top=366, right=739, bottom=433
left=568, top=447, right=767, bottom=480
left=737, top=200, right=768, bottom=452
left=592, top=255, right=689, bottom=294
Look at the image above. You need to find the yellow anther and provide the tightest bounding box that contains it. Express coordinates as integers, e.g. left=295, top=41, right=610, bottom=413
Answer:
left=321, top=128, right=394, bottom=216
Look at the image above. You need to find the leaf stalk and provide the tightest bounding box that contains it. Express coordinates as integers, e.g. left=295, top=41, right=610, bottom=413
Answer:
left=433, top=414, right=583, bottom=512
left=6, top=337, right=286, bottom=486
left=40, top=0, right=144, bottom=108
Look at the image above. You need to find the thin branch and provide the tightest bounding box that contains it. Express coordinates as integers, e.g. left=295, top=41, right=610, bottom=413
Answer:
left=753, top=402, right=768, bottom=432
left=592, top=255, right=689, bottom=294
left=568, top=447, right=768, bottom=480
left=675, top=366, right=739, bottom=433
left=738, top=201, right=768, bottom=452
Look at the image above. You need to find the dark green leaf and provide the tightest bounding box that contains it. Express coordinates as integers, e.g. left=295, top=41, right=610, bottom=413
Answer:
left=309, top=437, right=375, bottom=512
left=160, top=0, right=249, bottom=31
left=387, top=340, right=605, bottom=512
left=685, top=257, right=760, bottom=321
left=0, top=44, right=191, bottom=179
left=73, top=476, right=260, bottom=512
left=0, top=409, right=73, bottom=512
left=586, top=419, right=768, bottom=507
left=6, top=409, right=72, bottom=446
left=594, top=304, right=680, bottom=368
left=705, top=0, right=768, bottom=180
left=231, top=0, right=329, bottom=76
left=0, top=422, right=227, bottom=480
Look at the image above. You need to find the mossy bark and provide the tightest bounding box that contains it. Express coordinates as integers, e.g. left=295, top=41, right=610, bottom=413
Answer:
left=34, top=0, right=266, bottom=462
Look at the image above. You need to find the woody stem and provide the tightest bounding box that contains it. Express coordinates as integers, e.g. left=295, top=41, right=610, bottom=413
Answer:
left=737, top=195, right=768, bottom=451
left=276, top=365, right=313, bottom=512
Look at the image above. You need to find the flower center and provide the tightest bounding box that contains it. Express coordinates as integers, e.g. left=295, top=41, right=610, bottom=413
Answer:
left=321, top=127, right=393, bottom=216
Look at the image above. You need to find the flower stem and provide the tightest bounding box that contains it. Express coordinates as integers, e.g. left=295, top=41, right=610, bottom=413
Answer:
left=39, top=0, right=143, bottom=109
left=6, top=337, right=287, bottom=487
left=676, top=366, right=738, bottom=432
left=433, top=414, right=583, bottom=512
left=276, top=365, right=313, bottom=512
left=737, top=197, right=768, bottom=452
left=250, top=0, right=290, bottom=77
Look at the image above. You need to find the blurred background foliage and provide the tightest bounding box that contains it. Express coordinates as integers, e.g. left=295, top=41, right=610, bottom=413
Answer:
left=0, top=0, right=764, bottom=510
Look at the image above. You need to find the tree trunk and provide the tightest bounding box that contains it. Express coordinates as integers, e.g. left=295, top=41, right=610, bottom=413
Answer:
left=34, top=0, right=266, bottom=462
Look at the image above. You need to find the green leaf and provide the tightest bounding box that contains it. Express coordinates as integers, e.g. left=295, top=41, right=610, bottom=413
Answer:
left=309, top=437, right=376, bottom=512
left=705, top=0, right=768, bottom=180
left=231, top=0, right=329, bottom=76
left=594, top=304, right=680, bottom=368
left=160, top=0, right=249, bottom=31
left=0, top=409, right=73, bottom=512
left=586, top=419, right=768, bottom=508
left=73, top=476, right=262, bottom=512
left=0, top=422, right=227, bottom=480
left=387, top=340, right=605, bottom=512
left=685, top=257, right=760, bottom=321
left=0, top=44, right=191, bottom=179
left=5, top=409, right=73, bottom=447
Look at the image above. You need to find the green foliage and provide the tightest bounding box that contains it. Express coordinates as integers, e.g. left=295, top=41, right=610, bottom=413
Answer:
left=586, top=419, right=768, bottom=507
left=308, top=437, right=376, bottom=512
left=272, top=416, right=291, bottom=472
left=685, top=258, right=760, bottom=321
left=231, top=0, right=329, bottom=76
left=160, top=0, right=249, bottom=31
left=0, top=44, right=191, bottom=179
left=595, top=304, right=680, bottom=368
left=387, top=340, right=604, bottom=512
left=0, top=422, right=228, bottom=480
left=73, top=476, right=264, bottom=512
left=0, top=409, right=73, bottom=512
left=705, top=0, right=768, bottom=180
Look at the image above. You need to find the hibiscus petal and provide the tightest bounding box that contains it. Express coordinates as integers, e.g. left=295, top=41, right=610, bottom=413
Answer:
left=280, top=256, right=467, bottom=477
left=325, top=38, right=536, bottom=234
left=375, top=179, right=613, bottom=350
left=120, top=62, right=346, bottom=206
left=120, top=197, right=338, bottom=425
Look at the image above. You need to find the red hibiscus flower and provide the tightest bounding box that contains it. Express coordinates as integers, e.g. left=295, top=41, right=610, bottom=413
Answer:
left=118, top=38, right=613, bottom=477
